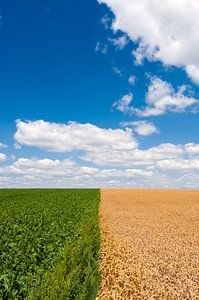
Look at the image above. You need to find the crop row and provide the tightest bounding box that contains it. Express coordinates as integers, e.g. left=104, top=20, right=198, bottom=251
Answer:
left=0, top=189, right=100, bottom=300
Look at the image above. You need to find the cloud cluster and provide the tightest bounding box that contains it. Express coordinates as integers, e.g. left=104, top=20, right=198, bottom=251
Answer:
left=15, top=119, right=138, bottom=152
left=0, top=157, right=154, bottom=188
left=0, top=119, right=198, bottom=188
left=14, top=120, right=199, bottom=169
left=114, top=77, right=198, bottom=117
left=98, top=0, right=199, bottom=84
left=157, top=159, right=199, bottom=171
left=0, top=147, right=198, bottom=188
left=81, top=143, right=185, bottom=167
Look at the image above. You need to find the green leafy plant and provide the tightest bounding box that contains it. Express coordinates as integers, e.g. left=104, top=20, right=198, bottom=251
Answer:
left=0, top=189, right=100, bottom=300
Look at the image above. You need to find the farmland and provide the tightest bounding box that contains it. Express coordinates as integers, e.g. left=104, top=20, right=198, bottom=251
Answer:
left=0, top=189, right=100, bottom=300
left=1, top=188, right=199, bottom=300
left=98, top=189, right=199, bottom=299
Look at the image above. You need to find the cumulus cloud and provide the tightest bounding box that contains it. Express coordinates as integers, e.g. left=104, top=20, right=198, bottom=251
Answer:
left=15, top=119, right=138, bottom=152
left=82, top=143, right=184, bottom=167
left=121, top=120, right=159, bottom=136
left=186, top=65, right=199, bottom=85
left=128, top=75, right=136, bottom=85
left=109, top=34, right=128, bottom=49
left=9, top=119, right=199, bottom=188
left=113, top=93, right=134, bottom=114
left=185, top=143, right=199, bottom=154
left=0, top=157, right=153, bottom=179
left=114, top=77, right=198, bottom=117
left=0, top=143, right=7, bottom=148
left=98, top=0, right=199, bottom=84
left=14, top=119, right=199, bottom=168
left=81, top=140, right=199, bottom=183
left=0, top=149, right=198, bottom=188
left=157, top=159, right=199, bottom=171
left=0, top=157, right=77, bottom=176
left=136, top=78, right=198, bottom=116
left=0, top=153, right=6, bottom=162
left=0, top=157, right=154, bottom=188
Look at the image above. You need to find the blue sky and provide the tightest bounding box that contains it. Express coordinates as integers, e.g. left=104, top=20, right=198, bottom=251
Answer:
left=0, top=0, right=199, bottom=188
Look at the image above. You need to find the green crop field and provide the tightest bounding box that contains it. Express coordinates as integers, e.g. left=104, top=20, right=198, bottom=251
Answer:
left=0, top=189, right=100, bottom=300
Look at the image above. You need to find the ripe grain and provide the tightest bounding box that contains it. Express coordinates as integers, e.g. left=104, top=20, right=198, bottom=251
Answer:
left=98, top=189, right=199, bottom=299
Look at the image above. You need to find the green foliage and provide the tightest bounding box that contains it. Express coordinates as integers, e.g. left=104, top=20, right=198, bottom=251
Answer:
left=0, top=189, right=100, bottom=300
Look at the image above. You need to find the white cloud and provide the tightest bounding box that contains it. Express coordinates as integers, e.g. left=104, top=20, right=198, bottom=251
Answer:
left=101, top=14, right=111, bottom=29
left=14, top=143, right=22, bottom=150
left=15, top=120, right=138, bottom=152
left=0, top=150, right=198, bottom=188
left=112, top=66, right=122, bottom=76
left=121, top=120, right=158, bottom=136
left=185, top=143, right=199, bottom=155
left=0, top=157, right=154, bottom=188
left=114, top=77, right=198, bottom=117
left=9, top=119, right=199, bottom=188
left=98, top=0, right=199, bottom=84
left=14, top=119, right=199, bottom=169
left=0, top=157, right=77, bottom=176
left=128, top=75, right=136, bottom=85
left=0, top=176, right=10, bottom=185
left=157, top=159, right=199, bottom=171
left=14, top=119, right=199, bottom=166
left=95, top=41, right=108, bottom=54
left=0, top=153, right=6, bottom=162
left=186, top=65, right=199, bottom=85
left=113, top=93, right=133, bottom=114
left=0, top=143, right=7, bottom=148
left=109, top=34, right=128, bottom=49
left=136, top=78, right=198, bottom=117
left=81, top=140, right=199, bottom=184
left=82, top=143, right=184, bottom=167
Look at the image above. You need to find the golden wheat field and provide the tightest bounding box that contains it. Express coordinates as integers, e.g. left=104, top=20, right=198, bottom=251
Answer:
left=98, top=189, right=199, bottom=300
